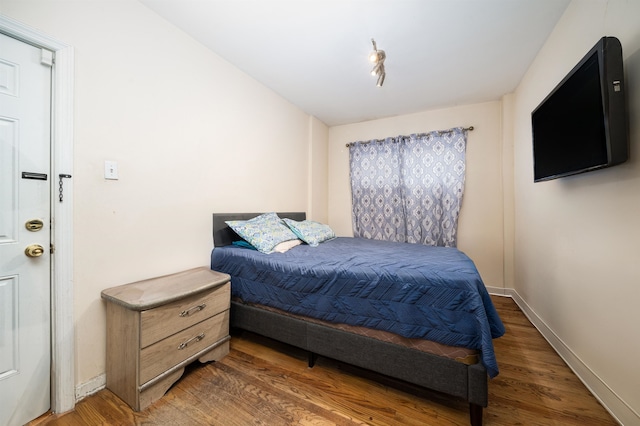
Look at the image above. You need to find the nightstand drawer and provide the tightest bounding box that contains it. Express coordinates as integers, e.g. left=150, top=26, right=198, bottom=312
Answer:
left=140, top=282, right=230, bottom=348
left=139, top=310, right=230, bottom=384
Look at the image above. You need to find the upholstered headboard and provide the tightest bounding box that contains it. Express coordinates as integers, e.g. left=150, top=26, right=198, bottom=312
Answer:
left=212, top=212, right=306, bottom=247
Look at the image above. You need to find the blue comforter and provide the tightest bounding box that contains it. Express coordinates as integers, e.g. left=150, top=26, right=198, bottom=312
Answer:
left=211, top=237, right=505, bottom=377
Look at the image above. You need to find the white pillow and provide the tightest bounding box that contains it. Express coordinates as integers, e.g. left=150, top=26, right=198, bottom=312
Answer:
left=272, top=239, right=302, bottom=253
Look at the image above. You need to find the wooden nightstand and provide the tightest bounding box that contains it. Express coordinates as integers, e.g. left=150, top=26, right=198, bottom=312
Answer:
left=101, top=267, right=231, bottom=411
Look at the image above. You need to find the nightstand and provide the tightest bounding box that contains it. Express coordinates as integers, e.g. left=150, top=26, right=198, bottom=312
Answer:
left=101, top=267, right=231, bottom=411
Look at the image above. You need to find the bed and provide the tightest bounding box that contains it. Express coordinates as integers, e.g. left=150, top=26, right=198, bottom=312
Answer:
left=210, top=212, right=505, bottom=426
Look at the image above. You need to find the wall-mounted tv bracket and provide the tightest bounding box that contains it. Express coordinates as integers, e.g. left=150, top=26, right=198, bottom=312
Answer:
left=58, top=174, right=72, bottom=203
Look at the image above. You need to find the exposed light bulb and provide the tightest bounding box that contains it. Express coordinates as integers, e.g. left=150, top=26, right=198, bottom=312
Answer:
left=369, top=38, right=386, bottom=87
left=369, top=50, right=386, bottom=63
left=371, top=62, right=383, bottom=76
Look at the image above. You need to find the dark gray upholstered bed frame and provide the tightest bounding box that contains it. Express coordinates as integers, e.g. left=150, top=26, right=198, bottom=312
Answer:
left=212, top=212, right=488, bottom=426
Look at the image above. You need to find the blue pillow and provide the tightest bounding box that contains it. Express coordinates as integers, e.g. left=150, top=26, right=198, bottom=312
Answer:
left=232, top=240, right=257, bottom=250
left=226, top=213, right=298, bottom=254
left=282, top=218, right=336, bottom=247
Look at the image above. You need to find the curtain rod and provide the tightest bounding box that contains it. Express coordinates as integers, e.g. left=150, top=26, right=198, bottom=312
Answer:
left=345, top=126, right=474, bottom=148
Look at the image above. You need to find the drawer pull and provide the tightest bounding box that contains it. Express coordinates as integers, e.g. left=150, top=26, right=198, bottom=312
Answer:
left=179, top=303, right=206, bottom=317
left=178, top=333, right=205, bottom=350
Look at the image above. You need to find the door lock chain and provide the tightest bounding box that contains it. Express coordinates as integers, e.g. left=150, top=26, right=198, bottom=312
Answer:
left=58, top=174, right=72, bottom=202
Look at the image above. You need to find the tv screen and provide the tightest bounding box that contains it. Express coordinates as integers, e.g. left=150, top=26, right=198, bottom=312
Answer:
left=532, top=36, right=628, bottom=182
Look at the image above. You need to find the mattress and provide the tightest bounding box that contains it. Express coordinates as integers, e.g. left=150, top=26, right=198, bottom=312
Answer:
left=211, top=237, right=504, bottom=377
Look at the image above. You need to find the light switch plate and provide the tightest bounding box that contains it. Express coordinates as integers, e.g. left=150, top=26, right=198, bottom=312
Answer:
left=105, top=160, right=118, bottom=180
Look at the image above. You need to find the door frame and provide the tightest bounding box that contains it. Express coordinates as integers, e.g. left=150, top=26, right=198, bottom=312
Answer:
left=0, top=15, right=75, bottom=414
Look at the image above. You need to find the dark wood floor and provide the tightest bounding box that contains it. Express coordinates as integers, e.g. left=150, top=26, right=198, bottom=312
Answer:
left=32, top=296, right=617, bottom=425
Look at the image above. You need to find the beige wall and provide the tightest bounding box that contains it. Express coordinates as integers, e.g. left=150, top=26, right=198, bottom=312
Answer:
left=328, top=101, right=506, bottom=288
left=308, top=116, right=329, bottom=222
left=501, top=94, right=516, bottom=290
left=2, top=0, right=325, bottom=387
left=512, top=0, right=640, bottom=422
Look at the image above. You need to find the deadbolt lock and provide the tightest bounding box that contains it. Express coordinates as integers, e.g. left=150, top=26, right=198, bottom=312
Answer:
left=25, top=219, right=44, bottom=232
left=25, top=244, right=45, bottom=258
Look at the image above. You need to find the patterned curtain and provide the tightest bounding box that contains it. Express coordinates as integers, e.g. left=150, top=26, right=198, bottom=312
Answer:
left=349, top=127, right=468, bottom=247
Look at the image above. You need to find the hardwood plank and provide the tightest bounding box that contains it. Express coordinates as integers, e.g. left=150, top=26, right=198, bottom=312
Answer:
left=30, top=295, right=618, bottom=425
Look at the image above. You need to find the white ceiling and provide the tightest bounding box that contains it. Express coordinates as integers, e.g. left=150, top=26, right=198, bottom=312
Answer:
left=139, top=0, right=570, bottom=126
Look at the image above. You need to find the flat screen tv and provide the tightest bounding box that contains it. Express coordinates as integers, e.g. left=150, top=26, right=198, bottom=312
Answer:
left=532, top=36, right=628, bottom=182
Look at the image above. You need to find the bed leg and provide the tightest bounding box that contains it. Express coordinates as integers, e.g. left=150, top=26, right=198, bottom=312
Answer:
left=469, top=403, right=483, bottom=426
left=308, top=352, right=317, bottom=368
left=229, top=326, right=244, bottom=336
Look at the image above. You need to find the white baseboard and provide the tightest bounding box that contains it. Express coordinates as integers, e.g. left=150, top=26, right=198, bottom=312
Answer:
left=504, top=288, right=638, bottom=426
left=75, top=373, right=105, bottom=402
left=486, top=285, right=508, bottom=296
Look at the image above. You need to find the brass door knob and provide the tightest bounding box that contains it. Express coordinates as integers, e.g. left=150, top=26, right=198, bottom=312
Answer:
left=25, top=244, right=45, bottom=257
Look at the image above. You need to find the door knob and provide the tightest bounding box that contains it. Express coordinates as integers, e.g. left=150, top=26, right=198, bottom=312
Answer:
left=25, top=244, right=45, bottom=257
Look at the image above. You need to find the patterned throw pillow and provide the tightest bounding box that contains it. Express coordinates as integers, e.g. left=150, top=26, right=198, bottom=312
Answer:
left=282, top=218, right=336, bottom=247
left=226, top=213, right=298, bottom=254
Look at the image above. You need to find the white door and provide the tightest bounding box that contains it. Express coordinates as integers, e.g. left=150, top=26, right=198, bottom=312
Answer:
left=0, top=32, right=52, bottom=426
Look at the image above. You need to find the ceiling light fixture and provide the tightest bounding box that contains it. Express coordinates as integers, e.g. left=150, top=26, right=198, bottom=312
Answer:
left=369, top=38, right=386, bottom=87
